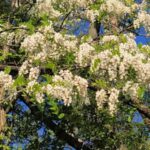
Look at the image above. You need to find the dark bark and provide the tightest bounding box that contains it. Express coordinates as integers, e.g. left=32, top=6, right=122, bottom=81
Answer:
left=20, top=95, right=91, bottom=150
left=132, top=100, right=150, bottom=119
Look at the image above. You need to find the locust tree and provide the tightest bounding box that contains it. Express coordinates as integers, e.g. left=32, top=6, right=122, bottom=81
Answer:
left=0, top=0, right=150, bottom=149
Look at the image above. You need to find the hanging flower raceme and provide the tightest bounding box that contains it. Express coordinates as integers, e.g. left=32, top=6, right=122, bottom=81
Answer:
left=0, top=72, right=16, bottom=104
left=42, top=70, right=89, bottom=106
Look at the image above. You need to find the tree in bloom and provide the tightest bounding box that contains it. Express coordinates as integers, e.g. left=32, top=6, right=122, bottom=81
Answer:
left=0, top=0, right=150, bottom=149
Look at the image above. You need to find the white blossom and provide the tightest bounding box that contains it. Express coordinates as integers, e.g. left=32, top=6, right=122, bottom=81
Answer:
left=85, top=10, right=99, bottom=23
left=45, top=84, right=73, bottom=106
left=102, top=35, right=119, bottom=43
left=26, top=80, right=38, bottom=94
left=0, top=72, right=14, bottom=89
left=29, top=67, right=40, bottom=81
left=123, top=81, right=139, bottom=100
left=100, top=0, right=131, bottom=15
left=35, top=92, right=44, bottom=103
left=44, top=70, right=89, bottom=105
left=19, top=61, right=30, bottom=75
left=0, top=72, right=16, bottom=103
left=38, top=0, right=61, bottom=17
left=91, top=50, right=120, bottom=81
left=108, top=88, right=119, bottom=115
left=96, top=89, right=107, bottom=109
left=134, top=11, right=150, bottom=31
left=76, top=43, right=95, bottom=67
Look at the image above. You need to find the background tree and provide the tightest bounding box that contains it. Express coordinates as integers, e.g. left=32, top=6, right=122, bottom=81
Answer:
left=0, top=0, right=150, bottom=149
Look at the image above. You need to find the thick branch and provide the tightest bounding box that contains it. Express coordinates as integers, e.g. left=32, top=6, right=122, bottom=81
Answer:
left=20, top=95, right=91, bottom=150
left=128, top=99, right=150, bottom=120
left=0, top=64, right=19, bottom=71
left=89, top=85, right=150, bottom=128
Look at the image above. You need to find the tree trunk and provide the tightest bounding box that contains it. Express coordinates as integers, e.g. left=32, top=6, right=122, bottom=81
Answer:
left=0, top=108, right=6, bottom=132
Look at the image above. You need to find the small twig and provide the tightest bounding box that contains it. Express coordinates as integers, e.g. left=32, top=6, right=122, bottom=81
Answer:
left=119, top=25, right=150, bottom=37
left=0, top=27, right=29, bottom=34
left=54, top=10, right=73, bottom=32
left=0, top=64, right=19, bottom=71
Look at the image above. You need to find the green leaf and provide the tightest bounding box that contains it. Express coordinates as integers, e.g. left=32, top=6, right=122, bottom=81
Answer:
left=21, top=20, right=35, bottom=34
left=40, top=14, right=49, bottom=26
left=58, top=113, right=65, bottom=119
left=127, top=66, right=137, bottom=81
left=14, top=75, right=26, bottom=87
left=93, top=79, right=107, bottom=89
left=91, top=58, right=101, bottom=72
left=120, top=34, right=127, bottom=43
left=49, top=100, right=59, bottom=115
left=42, top=74, right=52, bottom=83
left=0, top=55, right=5, bottom=61
left=4, top=66, right=11, bottom=74
left=137, top=43, right=143, bottom=49
left=46, top=61, right=57, bottom=73
left=116, top=81, right=125, bottom=89
left=128, top=116, right=132, bottom=122
left=64, top=52, right=75, bottom=66
left=111, top=48, right=120, bottom=56
left=138, top=86, right=145, bottom=99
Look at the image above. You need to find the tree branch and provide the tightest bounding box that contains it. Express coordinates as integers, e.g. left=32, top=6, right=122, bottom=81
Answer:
left=0, top=64, right=19, bottom=71
left=0, top=26, right=29, bottom=34
left=127, top=98, right=150, bottom=121
left=88, top=84, right=150, bottom=128
left=20, top=95, right=91, bottom=150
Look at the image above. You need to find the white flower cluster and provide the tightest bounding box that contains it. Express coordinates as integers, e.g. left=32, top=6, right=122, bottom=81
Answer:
left=44, top=70, right=88, bottom=105
left=26, top=80, right=38, bottom=94
left=57, top=70, right=88, bottom=99
left=68, top=0, right=94, bottom=8
left=96, top=89, right=107, bottom=109
left=21, top=32, right=45, bottom=54
left=123, top=81, right=139, bottom=100
left=91, top=50, right=120, bottom=81
left=54, top=33, right=78, bottom=52
left=134, top=11, right=150, bottom=31
left=108, top=88, right=119, bottom=115
left=29, top=67, right=40, bottom=81
left=74, top=75, right=89, bottom=104
left=19, top=60, right=31, bottom=75
left=101, top=35, right=119, bottom=43
left=76, top=43, right=95, bottom=67
left=0, top=29, right=8, bottom=45
left=88, top=33, right=150, bottom=83
left=7, top=32, right=15, bottom=45
left=35, top=92, right=44, bottom=103
left=26, top=80, right=44, bottom=103
left=119, top=34, right=137, bottom=54
left=21, top=33, right=49, bottom=62
left=0, top=71, right=16, bottom=103
left=100, top=0, right=131, bottom=15
left=0, top=71, right=14, bottom=89
left=96, top=88, right=119, bottom=115
left=85, top=10, right=99, bottom=23
left=44, top=84, right=73, bottom=106
left=19, top=60, right=40, bottom=85
left=21, top=26, right=78, bottom=63
left=37, top=0, right=61, bottom=17
left=119, top=48, right=150, bottom=83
